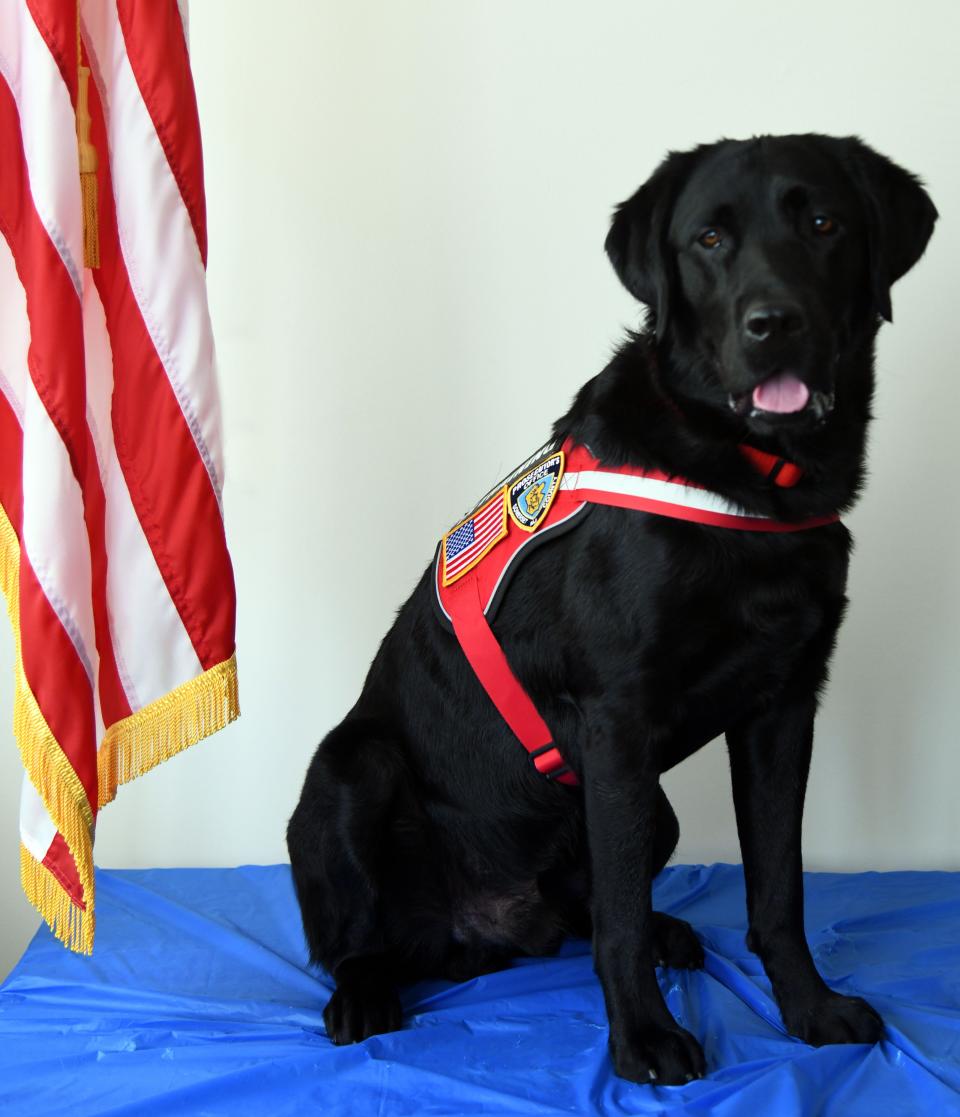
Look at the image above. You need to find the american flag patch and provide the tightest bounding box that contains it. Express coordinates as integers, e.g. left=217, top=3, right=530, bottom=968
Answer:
left=441, top=489, right=508, bottom=586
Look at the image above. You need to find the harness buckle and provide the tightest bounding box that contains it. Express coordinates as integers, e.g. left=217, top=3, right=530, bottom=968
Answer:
left=529, top=743, right=571, bottom=780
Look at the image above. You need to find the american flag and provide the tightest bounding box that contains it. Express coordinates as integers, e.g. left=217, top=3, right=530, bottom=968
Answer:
left=442, top=490, right=507, bottom=585
left=0, top=0, right=238, bottom=953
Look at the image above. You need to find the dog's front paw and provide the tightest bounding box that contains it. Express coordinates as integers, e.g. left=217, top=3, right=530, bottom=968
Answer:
left=610, top=1023, right=706, bottom=1085
left=784, top=992, right=884, bottom=1047
left=651, top=912, right=704, bottom=970
left=323, top=983, right=402, bottom=1044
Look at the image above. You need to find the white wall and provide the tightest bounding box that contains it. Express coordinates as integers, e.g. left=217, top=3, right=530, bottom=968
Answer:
left=2, top=0, right=958, bottom=977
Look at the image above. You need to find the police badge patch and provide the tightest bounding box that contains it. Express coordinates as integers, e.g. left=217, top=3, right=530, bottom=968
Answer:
left=508, top=452, right=564, bottom=532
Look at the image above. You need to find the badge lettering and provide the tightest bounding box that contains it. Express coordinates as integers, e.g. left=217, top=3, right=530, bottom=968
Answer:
left=508, top=452, right=564, bottom=532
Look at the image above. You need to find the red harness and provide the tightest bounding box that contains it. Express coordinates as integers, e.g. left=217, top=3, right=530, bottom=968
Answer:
left=434, top=440, right=838, bottom=787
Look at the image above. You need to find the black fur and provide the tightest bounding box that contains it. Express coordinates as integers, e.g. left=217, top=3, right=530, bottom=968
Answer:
left=287, top=134, right=936, bottom=1084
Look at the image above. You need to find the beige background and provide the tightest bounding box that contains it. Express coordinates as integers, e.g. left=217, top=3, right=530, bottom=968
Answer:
left=2, top=0, right=958, bottom=977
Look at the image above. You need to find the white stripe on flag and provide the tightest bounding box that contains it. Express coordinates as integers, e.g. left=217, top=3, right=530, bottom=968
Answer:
left=0, top=233, right=28, bottom=419
left=19, top=776, right=56, bottom=864
left=0, top=1, right=102, bottom=752
left=0, top=0, right=83, bottom=295
left=21, top=372, right=99, bottom=692
left=81, top=276, right=204, bottom=715
left=0, top=241, right=58, bottom=869
left=82, top=0, right=224, bottom=505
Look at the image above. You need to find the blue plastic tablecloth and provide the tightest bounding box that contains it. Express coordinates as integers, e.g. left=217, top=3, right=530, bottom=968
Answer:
left=2, top=863, right=959, bottom=1115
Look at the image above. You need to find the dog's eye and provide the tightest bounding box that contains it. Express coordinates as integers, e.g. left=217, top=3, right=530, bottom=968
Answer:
left=698, top=229, right=722, bottom=249
left=812, top=215, right=837, bottom=236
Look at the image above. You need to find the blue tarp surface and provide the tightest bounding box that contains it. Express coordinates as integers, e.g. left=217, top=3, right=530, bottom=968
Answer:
left=2, top=863, right=959, bottom=1115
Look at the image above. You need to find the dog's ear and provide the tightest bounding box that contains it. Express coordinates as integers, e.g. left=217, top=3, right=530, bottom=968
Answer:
left=832, top=137, right=938, bottom=322
left=605, top=150, right=699, bottom=340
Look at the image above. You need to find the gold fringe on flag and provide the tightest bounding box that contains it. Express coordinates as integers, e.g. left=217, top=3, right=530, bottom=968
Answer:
left=2, top=498, right=240, bottom=953
left=20, top=843, right=89, bottom=952
left=0, top=502, right=95, bottom=954
left=98, top=653, right=240, bottom=809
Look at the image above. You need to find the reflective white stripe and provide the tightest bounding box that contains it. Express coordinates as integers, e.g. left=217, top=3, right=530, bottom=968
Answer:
left=0, top=0, right=83, bottom=296
left=560, top=470, right=765, bottom=520
left=20, top=775, right=56, bottom=863
left=82, top=275, right=204, bottom=715
left=0, top=233, right=28, bottom=419
left=82, top=0, right=224, bottom=505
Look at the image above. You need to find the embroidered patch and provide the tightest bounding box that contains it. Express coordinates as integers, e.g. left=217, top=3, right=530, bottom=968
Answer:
left=508, top=452, right=564, bottom=532
left=441, top=489, right=508, bottom=586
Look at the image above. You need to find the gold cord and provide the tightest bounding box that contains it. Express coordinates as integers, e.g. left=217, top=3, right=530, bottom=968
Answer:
left=76, top=3, right=99, bottom=268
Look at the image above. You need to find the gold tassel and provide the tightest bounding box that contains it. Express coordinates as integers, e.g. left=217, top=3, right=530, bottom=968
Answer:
left=76, top=64, right=100, bottom=269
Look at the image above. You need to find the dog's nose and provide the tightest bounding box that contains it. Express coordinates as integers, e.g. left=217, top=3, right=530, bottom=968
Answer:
left=743, top=304, right=806, bottom=342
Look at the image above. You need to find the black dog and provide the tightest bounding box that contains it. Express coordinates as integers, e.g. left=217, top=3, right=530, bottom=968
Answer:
left=288, top=134, right=936, bottom=1084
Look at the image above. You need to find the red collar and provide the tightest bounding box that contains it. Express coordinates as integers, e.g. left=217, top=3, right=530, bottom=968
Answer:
left=738, top=444, right=804, bottom=488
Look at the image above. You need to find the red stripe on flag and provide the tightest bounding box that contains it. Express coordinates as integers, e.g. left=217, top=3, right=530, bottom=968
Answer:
left=42, top=832, right=86, bottom=910
left=85, top=65, right=236, bottom=670
left=0, top=392, right=88, bottom=908
left=18, top=555, right=98, bottom=812
left=84, top=440, right=134, bottom=728
left=116, top=0, right=208, bottom=265
left=0, top=86, right=86, bottom=486
left=0, top=75, right=131, bottom=732
left=0, top=384, right=23, bottom=537
left=24, top=0, right=76, bottom=97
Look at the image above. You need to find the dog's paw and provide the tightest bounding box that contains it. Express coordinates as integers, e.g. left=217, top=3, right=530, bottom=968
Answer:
left=784, top=992, right=884, bottom=1047
left=651, top=912, right=705, bottom=970
left=323, top=983, right=402, bottom=1045
left=610, top=1023, right=706, bottom=1085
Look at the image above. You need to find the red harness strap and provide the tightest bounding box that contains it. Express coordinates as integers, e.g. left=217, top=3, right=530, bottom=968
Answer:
left=442, top=575, right=573, bottom=782
left=435, top=441, right=838, bottom=787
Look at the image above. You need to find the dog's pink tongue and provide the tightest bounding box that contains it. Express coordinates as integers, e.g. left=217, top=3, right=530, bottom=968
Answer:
left=752, top=372, right=810, bottom=414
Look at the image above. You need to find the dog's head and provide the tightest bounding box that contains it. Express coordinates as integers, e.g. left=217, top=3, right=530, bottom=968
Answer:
left=605, top=135, right=937, bottom=433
